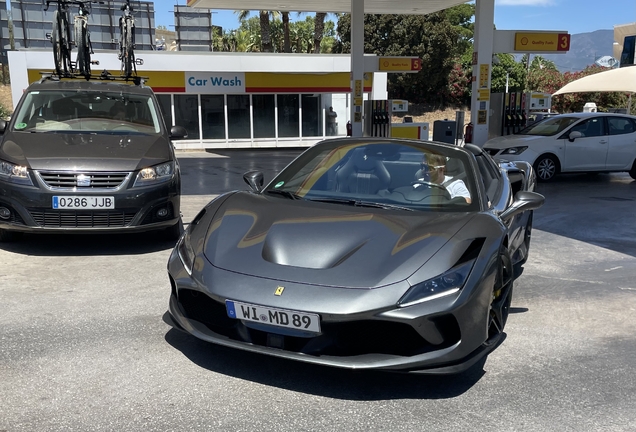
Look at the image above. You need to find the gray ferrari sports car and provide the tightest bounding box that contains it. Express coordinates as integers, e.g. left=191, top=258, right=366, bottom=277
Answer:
left=166, top=138, right=544, bottom=374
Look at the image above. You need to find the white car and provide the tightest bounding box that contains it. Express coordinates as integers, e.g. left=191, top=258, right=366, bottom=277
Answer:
left=483, top=112, right=636, bottom=181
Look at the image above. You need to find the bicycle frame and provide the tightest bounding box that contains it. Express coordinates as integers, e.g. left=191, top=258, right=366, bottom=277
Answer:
left=44, top=0, right=99, bottom=78
left=45, top=0, right=74, bottom=76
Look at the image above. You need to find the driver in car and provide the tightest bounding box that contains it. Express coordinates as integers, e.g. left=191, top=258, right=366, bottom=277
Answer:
left=415, top=153, right=472, bottom=203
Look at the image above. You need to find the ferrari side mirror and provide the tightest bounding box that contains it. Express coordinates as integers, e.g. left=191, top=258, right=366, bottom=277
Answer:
left=243, top=170, right=264, bottom=192
left=499, top=191, right=545, bottom=221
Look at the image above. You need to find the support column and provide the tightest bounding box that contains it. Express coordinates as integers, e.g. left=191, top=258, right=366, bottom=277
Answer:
left=470, top=0, right=495, bottom=146
left=350, top=0, right=364, bottom=137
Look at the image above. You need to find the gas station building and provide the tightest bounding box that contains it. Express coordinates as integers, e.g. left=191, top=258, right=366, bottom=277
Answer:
left=8, top=0, right=570, bottom=149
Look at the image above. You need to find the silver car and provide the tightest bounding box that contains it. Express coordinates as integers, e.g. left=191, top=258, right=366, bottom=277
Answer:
left=483, top=112, right=636, bottom=181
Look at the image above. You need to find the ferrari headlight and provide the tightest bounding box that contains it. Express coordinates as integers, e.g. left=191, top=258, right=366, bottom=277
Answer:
left=133, top=161, right=174, bottom=187
left=176, top=232, right=195, bottom=275
left=398, top=260, right=475, bottom=307
left=501, top=146, right=528, bottom=155
left=0, top=160, right=33, bottom=186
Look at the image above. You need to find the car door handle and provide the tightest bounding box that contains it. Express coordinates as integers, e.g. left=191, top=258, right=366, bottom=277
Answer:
left=599, top=140, right=607, bottom=144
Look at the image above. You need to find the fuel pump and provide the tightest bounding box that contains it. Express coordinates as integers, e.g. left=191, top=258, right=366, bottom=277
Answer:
left=520, top=93, right=528, bottom=130
left=504, top=93, right=513, bottom=135
left=364, top=100, right=391, bottom=137
left=514, top=92, right=523, bottom=133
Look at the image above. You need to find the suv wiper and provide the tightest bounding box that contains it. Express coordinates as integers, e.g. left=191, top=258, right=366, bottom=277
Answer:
left=308, top=198, right=413, bottom=211
left=264, top=190, right=303, bottom=200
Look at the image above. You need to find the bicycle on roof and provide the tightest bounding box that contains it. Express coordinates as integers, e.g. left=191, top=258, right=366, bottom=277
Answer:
left=119, top=0, right=143, bottom=78
left=44, top=0, right=100, bottom=78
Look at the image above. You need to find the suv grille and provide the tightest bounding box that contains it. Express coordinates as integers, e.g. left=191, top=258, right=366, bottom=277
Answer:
left=28, top=209, right=137, bottom=228
left=37, top=171, right=130, bottom=189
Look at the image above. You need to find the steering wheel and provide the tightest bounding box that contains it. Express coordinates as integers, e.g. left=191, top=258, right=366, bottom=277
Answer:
left=410, top=179, right=452, bottom=201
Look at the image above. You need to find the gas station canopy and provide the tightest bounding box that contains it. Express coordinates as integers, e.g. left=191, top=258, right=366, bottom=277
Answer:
left=186, top=0, right=470, bottom=14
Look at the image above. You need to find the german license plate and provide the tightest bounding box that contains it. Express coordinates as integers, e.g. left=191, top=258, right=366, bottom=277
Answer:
left=52, top=196, right=115, bottom=210
left=225, top=300, right=321, bottom=333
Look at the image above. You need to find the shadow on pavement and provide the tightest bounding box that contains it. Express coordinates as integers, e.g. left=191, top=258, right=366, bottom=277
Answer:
left=0, top=230, right=179, bottom=256
left=163, top=319, right=487, bottom=401
left=532, top=172, right=636, bottom=257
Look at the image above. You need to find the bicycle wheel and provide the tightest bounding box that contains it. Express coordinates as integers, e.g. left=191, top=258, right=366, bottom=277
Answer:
left=51, top=11, right=64, bottom=75
left=76, top=22, right=91, bottom=77
left=124, top=19, right=134, bottom=77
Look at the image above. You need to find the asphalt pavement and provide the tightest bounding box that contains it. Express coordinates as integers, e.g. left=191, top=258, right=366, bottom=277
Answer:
left=1, top=150, right=635, bottom=432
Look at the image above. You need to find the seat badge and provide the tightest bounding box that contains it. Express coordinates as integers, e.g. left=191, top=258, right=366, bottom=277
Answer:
left=77, top=174, right=91, bottom=187
left=274, top=286, right=285, bottom=296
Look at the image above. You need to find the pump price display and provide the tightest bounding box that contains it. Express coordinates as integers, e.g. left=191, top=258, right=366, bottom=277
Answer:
left=514, top=32, right=570, bottom=52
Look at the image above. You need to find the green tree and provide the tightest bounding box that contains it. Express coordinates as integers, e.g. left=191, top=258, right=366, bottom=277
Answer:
left=334, top=12, right=465, bottom=105
left=491, top=53, right=527, bottom=93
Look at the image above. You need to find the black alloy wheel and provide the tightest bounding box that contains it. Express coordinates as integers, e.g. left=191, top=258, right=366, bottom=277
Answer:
left=534, top=154, right=559, bottom=182
left=487, top=248, right=514, bottom=342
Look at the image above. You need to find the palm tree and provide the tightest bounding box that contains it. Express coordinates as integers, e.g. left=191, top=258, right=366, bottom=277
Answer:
left=234, top=10, right=276, bottom=52
left=313, top=12, right=327, bottom=54
left=282, top=12, right=291, bottom=53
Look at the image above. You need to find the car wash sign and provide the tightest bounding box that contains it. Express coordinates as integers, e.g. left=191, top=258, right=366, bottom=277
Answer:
left=186, top=72, right=246, bottom=94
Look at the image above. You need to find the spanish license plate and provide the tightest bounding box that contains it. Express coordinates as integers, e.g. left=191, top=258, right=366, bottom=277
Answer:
left=225, top=300, right=321, bottom=333
left=52, top=196, right=115, bottom=210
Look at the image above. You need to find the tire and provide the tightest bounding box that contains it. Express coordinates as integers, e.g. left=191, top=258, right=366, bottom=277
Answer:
left=533, top=154, right=559, bottom=182
left=630, top=160, right=636, bottom=180
left=76, top=23, right=91, bottom=77
left=0, top=229, right=22, bottom=243
left=487, top=247, right=514, bottom=342
left=51, top=13, right=64, bottom=76
left=163, top=219, right=184, bottom=242
left=121, top=20, right=134, bottom=77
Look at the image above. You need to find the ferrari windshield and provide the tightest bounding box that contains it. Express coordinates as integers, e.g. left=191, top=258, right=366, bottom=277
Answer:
left=264, top=140, right=479, bottom=212
left=517, top=116, right=579, bottom=136
left=11, top=90, right=162, bottom=134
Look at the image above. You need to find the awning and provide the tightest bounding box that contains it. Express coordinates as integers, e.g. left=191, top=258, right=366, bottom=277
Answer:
left=553, top=65, right=636, bottom=95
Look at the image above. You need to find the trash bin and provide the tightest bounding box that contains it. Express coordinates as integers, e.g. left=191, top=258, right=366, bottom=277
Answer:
left=433, top=120, right=457, bottom=144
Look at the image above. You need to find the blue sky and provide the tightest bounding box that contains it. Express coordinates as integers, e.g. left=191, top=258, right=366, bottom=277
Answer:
left=153, top=0, right=636, bottom=35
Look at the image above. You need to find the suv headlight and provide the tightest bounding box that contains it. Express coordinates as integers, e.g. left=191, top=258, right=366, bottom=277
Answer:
left=132, top=161, right=174, bottom=187
left=0, top=160, right=33, bottom=186
left=502, top=146, right=528, bottom=155
left=397, top=260, right=475, bottom=307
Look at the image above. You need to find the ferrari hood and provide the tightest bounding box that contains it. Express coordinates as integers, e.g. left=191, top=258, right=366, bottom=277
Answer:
left=203, top=192, right=475, bottom=289
left=483, top=134, right=549, bottom=150
left=0, top=130, right=172, bottom=171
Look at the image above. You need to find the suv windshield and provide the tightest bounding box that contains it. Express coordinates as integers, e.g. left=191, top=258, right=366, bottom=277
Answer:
left=11, top=90, right=162, bottom=134
left=517, top=116, right=579, bottom=136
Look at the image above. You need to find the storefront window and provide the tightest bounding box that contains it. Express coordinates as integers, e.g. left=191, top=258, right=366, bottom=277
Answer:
left=201, top=95, right=226, bottom=139
left=302, top=94, right=322, bottom=137
left=156, top=94, right=172, bottom=131
left=174, top=94, right=200, bottom=139
left=228, top=95, right=251, bottom=139
left=253, top=95, right=275, bottom=138
left=277, top=94, right=299, bottom=138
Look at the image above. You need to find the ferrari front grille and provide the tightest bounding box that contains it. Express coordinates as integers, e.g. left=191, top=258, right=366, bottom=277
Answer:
left=178, top=289, right=455, bottom=358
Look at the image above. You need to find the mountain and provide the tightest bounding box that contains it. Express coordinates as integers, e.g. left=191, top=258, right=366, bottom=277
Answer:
left=540, top=30, right=615, bottom=72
